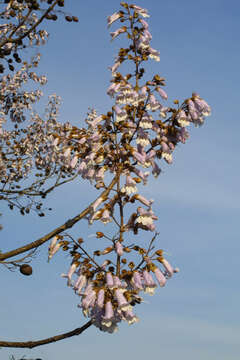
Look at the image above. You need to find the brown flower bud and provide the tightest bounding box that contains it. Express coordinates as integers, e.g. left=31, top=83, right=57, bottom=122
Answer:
left=128, top=261, right=135, bottom=269
left=155, top=249, right=164, bottom=256
left=72, top=16, right=79, bottom=23
left=96, top=232, right=104, bottom=238
left=101, top=246, right=113, bottom=255
left=65, top=16, right=73, bottom=22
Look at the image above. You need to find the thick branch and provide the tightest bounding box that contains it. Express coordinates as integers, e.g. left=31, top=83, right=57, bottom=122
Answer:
left=0, top=321, right=92, bottom=349
left=0, top=176, right=119, bottom=261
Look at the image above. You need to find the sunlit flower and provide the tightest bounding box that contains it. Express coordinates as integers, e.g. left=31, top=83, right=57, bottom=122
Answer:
left=156, top=86, right=168, bottom=100
left=134, top=194, right=153, bottom=208
left=131, top=5, right=150, bottom=18
left=107, top=12, right=123, bottom=27
left=106, top=272, right=114, bottom=289
left=101, top=209, right=112, bottom=224
left=115, top=289, right=131, bottom=311
left=102, top=301, right=114, bottom=327
left=142, top=270, right=157, bottom=295
left=176, top=110, right=190, bottom=127
left=149, top=47, right=160, bottom=61
left=121, top=175, right=137, bottom=195
left=62, top=262, right=78, bottom=287
left=115, top=241, right=124, bottom=256
left=48, top=236, right=61, bottom=261
left=97, top=289, right=105, bottom=308
left=110, top=26, right=126, bottom=40
left=154, top=267, right=166, bottom=287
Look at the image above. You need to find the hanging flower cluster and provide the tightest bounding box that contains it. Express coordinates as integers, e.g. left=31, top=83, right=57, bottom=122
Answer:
left=48, top=2, right=210, bottom=333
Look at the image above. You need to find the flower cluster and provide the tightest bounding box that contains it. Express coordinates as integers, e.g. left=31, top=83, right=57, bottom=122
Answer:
left=59, top=245, right=178, bottom=333
left=47, top=3, right=211, bottom=333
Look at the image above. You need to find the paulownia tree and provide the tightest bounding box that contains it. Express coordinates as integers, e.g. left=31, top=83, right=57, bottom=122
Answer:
left=0, top=1, right=211, bottom=349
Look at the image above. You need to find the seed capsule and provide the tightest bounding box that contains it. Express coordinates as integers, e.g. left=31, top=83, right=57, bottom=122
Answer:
left=20, top=264, right=33, bottom=276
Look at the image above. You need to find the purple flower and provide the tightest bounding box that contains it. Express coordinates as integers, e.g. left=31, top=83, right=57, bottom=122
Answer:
left=139, top=18, right=149, bottom=29
left=154, top=267, right=166, bottom=287
left=176, top=110, right=190, bottom=127
left=61, top=262, right=78, bottom=287
left=101, top=209, right=112, bottom=224
left=113, top=275, right=123, bottom=288
left=97, top=289, right=105, bottom=308
left=121, top=175, right=137, bottom=195
left=149, top=47, right=160, bottom=61
left=133, top=150, right=146, bottom=164
left=156, top=86, right=168, bottom=100
left=109, top=60, right=121, bottom=74
left=107, top=82, right=120, bottom=97
left=48, top=236, right=61, bottom=261
left=70, top=155, right=78, bottom=168
left=130, top=5, right=149, bottom=18
left=151, top=160, right=161, bottom=178
left=106, top=272, right=114, bottom=289
left=115, top=289, right=131, bottom=311
left=133, top=168, right=149, bottom=184
left=107, top=12, right=122, bottom=27
left=110, top=26, right=126, bottom=40
left=143, top=270, right=157, bottom=295
left=134, top=194, right=153, bottom=208
left=161, top=258, right=174, bottom=277
left=82, top=289, right=96, bottom=314
left=115, top=241, right=123, bottom=256
left=132, top=271, right=143, bottom=290
left=102, top=301, right=114, bottom=327
left=123, top=309, right=139, bottom=324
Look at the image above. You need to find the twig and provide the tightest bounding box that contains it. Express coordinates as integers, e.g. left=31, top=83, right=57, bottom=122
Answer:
left=0, top=321, right=92, bottom=349
left=0, top=175, right=119, bottom=261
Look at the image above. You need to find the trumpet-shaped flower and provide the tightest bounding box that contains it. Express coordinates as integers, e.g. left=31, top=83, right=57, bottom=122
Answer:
left=121, top=175, right=138, bottom=195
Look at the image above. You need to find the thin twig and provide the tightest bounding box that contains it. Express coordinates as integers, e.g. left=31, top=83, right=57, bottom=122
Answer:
left=0, top=321, right=92, bottom=349
left=0, top=175, right=119, bottom=261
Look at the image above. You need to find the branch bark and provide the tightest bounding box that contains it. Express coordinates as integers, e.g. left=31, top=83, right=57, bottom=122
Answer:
left=0, top=175, right=119, bottom=261
left=0, top=321, right=92, bottom=349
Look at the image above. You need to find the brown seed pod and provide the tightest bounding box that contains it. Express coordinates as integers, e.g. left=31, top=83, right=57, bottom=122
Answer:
left=65, top=15, right=73, bottom=22
left=20, top=264, right=33, bottom=276
left=72, top=16, right=79, bottom=22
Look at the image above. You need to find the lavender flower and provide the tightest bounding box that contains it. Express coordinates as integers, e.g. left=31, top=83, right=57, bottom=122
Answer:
left=154, top=267, right=166, bottom=287
left=101, top=301, right=114, bottom=327
left=115, top=241, right=124, bottom=256
left=121, top=175, right=137, bottom=195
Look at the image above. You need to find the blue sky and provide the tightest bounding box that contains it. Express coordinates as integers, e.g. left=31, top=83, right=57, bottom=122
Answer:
left=1, top=1, right=240, bottom=359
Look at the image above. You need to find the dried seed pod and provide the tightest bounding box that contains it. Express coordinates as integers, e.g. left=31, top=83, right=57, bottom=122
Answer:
left=65, top=16, right=73, bottom=22
left=72, top=16, right=79, bottom=22
left=20, top=264, right=33, bottom=276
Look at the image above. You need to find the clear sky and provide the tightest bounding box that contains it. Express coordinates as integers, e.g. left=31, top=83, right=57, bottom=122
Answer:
left=1, top=1, right=240, bottom=359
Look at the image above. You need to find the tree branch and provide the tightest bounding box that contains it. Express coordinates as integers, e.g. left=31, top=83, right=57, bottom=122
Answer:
left=0, top=175, right=119, bottom=261
left=0, top=321, right=92, bottom=349
left=0, top=0, right=59, bottom=48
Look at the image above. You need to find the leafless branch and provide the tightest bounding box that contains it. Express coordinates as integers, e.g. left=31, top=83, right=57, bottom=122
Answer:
left=0, top=320, right=92, bottom=349
left=0, top=175, right=119, bottom=261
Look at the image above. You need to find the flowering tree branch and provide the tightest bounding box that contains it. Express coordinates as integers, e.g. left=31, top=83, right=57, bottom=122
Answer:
left=0, top=1, right=211, bottom=346
left=0, top=320, right=92, bottom=349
